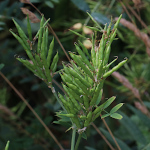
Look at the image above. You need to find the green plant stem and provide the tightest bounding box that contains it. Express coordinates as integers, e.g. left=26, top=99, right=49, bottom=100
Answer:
left=49, top=85, right=67, bottom=113
left=74, top=133, right=82, bottom=150
left=71, top=124, right=76, bottom=150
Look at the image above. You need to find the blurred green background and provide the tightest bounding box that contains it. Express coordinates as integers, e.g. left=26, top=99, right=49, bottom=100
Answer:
left=1, top=0, right=150, bottom=150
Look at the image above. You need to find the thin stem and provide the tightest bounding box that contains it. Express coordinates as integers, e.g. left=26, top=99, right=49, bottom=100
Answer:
left=101, top=116, right=121, bottom=150
left=71, top=124, right=76, bottom=150
left=74, top=133, right=82, bottom=150
left=49, top=85, right=67, bottom=112
left=0, top=72, right=64, bottom=150
left=91, top=123, right=115, bottom=150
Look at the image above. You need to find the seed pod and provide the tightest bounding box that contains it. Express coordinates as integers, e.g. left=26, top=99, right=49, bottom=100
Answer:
left=66, top=82, right=83, bottom=95
left=70, top=53, right=93, bottom=79
left=37, top=27, right=43, bottom=54
left=41, top=28, right=47, bottom=59
left=72, top=117, right=81, bottom=129
left=35, top=54, right=43, bottom=68
left=58, top=93, right=70, bottom=113
left=103, top=57, right=118, bottom=72
left=75, top=43, right=94, bottom=71
left=103, top=59, right=127, bottom=78
left=83, top=95, right=89, bottom=109
left=62, top=84, right=81, bottom=111
left=47, top=38, right=54, bottom=68
left=12, top=19, right=29, bottom=49
left=109, top=28, right=117, bottom=44
left=58, top=113, right=75, bottom=118
left=69, top=29, right=86, bottom=39
left=68, top=88, right=83, bottom=103
left=66, top=99, right=78, bottom=114
left=74, top=78, right=89, bottom=95
left=98, top=24, right=107, bottom=63
left=97, top=60, right=103, bottom=80
left=10, top=30, right=29, bottom=51
left=107, top=18, right=112, bottom=37
left=87, top=12, right=102, bottom=30
left=80, top=115, right=87, bottom=120
left=45, top=27, right=49, bottom=57
left=91, top=34, right=96, bottom=67
left=50, top=52, right=59, bottom=73
left=78, top=40, right=90, bottom=58
left=89, top=87, right=95, bottom=96
left=37, top=16, right=44, bottom=53
left=70, top=61, right=84, bottom=76
left=34, top=18, right=50, bottom=39
left=17, top=58, right=35, bottom=71
left=40, top=30, right=52, bottom=82
left=90, top=81, right=104, bottom=106
left=68, top=66, right=91, bottom=88
left=113, top=14, right=122, bottom=30
left=27, top=15, right=32, bottom=41
left=63, top=64, right=71, bottom=75
left=62, top=72, right=74, bottom=84
left=95, top=89, right=103, bottom=105
left=103, top=44, right=111, bottom=66
left=84, top=111, right=93, bottom=127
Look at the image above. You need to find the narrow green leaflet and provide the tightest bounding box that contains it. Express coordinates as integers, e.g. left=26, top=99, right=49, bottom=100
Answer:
left=103, top=96, right=116, bottom=109
left=110, top=113, right=123, bottom=119
left=110, top=103, right=124, bottom=114
left=101, top=113, right=110, bottom=119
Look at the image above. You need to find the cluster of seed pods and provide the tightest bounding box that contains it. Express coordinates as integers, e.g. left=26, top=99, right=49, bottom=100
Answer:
left=58, top=14, right=126, bottom=132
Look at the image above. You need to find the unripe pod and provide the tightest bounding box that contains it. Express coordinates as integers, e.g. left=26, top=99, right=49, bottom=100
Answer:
left=103, top=59, right=127, bottom=78
left=84, top=111, right=93, bottom=127
left=47, top=38, right=54, bottom=68
left=80, top=115, right=87, bottom=120
left=59, top=114, right=75, bottom=118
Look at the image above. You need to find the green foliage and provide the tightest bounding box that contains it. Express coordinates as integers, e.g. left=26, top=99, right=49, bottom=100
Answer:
left=5, top=141, right=10, bottom=150
left=2, top=0, right=150, bottom=150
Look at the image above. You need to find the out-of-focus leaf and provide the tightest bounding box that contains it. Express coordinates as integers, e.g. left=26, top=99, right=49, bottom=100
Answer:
left=91, top=12, right=110, bottom=25
left=85, top=146, right=96, bottom=150
left=0, top=64, right=4, bottom=70
left=141, top=143, right=150, bottom=150
left=100, top=128, right=131, bottom=150
left=45, top=1, right=54, bottom=8
left=51, top=0, right=59, bottom=3
left=71, top=0, right=90, bottom=12
left=119, top=112, right=147, bottom=145
left=0, top=0, right=9, bottom=14
left=30, top=0, right=41, bottom=3
left=127, top=104, right=150, bottom=129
